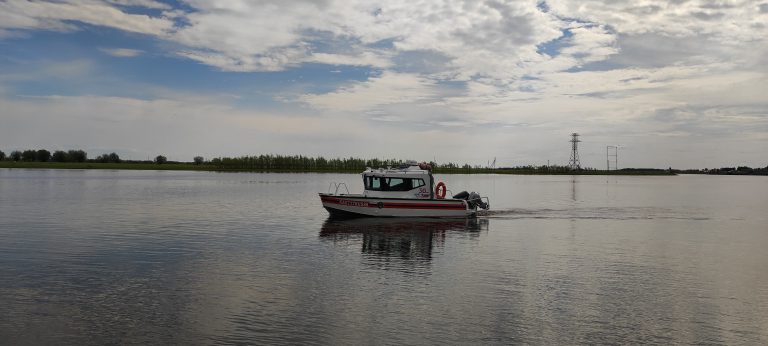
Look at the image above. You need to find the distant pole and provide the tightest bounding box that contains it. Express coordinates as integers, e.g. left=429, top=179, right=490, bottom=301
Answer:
left=606, top=145, right=618, bottom=170
left=568, top=133, right=581, bottom=170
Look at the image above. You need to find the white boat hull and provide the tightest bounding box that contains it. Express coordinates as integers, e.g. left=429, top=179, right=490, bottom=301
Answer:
left=319, top=193, right=475, bottom=218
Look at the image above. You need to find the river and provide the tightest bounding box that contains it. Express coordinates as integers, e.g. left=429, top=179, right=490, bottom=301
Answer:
left=1, top=169, right=767, bottom=345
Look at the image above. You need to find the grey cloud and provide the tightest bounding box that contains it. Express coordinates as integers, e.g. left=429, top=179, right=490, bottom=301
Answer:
left=105, top=0, right=171, bottom=10
left=391, top=50, right=454, bottom=75
left=2, top=0, right=767, bottom=168
left=547, top=0, right=767, bottom=45
left=454, top=2, right=539, bottom=48
left=700, top=1, right=738, bottom=9
left=0, top=0, right=173, bottom=35
left=651, top=105, right=768, bottom=136
left=570, top=88, right=658, bottom=99
left=690, top=11, right=726, bottom=21
left=626, top=5, right=664, bottom=15
left=605, top=33, right=720, bottom=68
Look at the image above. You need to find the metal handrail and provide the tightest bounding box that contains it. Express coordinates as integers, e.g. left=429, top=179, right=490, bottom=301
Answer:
left=336, top=183, right=349, bottom=195
left=327, top=182, right=350, bottom=195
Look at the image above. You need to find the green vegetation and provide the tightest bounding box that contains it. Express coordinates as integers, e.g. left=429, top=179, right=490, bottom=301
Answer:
left=95, top=152, right=121, bottom=163
left=21, top=150, right=36, bottom=162
left=209, top=155, right=404, bottom=172
left=0, top=161, right=208, bottom=171
left=675, top=166, right=768, bottom=176
left=0, top=148, right=735, bottom=175
left=0, top=148, right=191, bottom=170
left=49, top=150, right=87, bottom=162
left=203, top=155, right=674, bottom=175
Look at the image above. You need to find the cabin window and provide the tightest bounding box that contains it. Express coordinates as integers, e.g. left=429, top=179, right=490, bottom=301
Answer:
left=365, top=176, right=381, bottom=190
left=365, top=177, right=426, bottom=191
left=387, top=178, right=409, bottom=191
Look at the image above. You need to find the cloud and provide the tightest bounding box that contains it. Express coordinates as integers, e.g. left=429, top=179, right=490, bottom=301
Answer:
left=0, top=0, right=174, bottom=35
left=308, top=52, right=392, bottom=68
left=559, top=25, right=618, bottom=65
left=0, top=28, right=30, bottom=39
left=3, top=1, right=765, bottom=78
left=0, top=1, right=573, bottom=86
left=0, top=92, right=374, bottom=160
left=177, top=46, right=311, bottom=72
left=345, top=0, right=564, bottom=79
left=169, top=0, right=331, bottom=71
left=299, top=72, right=438, bottom=112
left=545, top=0, right=768, bottom=43
left=1, top=1, right=766, bottom=167
left=100, top=48, right=143, bottom=57
left=0, top=59, right=94, bottom=82
left=105, top=0, right=171, bottom=10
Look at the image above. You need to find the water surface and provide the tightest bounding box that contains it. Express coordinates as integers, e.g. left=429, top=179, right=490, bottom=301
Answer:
left=1, top=169, right=767, bottom=344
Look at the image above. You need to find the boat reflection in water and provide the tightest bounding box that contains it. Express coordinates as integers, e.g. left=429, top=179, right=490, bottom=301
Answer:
left=320, top=217, right=489, bottom=268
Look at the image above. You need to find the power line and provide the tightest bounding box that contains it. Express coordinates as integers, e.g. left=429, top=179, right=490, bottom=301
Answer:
left=607, top=145, right=618, bottom=170
left=568, top=133, right=581, bottom=170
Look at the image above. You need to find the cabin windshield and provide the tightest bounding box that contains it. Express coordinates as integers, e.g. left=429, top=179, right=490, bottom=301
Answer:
left=365, top=176, right=426, bottom=191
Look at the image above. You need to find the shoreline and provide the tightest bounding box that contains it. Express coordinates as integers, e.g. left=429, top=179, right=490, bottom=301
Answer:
left=0, top=161, right=675, bottom=175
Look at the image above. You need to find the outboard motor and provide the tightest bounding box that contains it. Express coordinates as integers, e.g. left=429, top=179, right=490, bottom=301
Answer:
left=468, top=192, right=489, bottom=210
left=453, top=191, right=489, bottom=210
left=453, top=191, right=470, bottom=199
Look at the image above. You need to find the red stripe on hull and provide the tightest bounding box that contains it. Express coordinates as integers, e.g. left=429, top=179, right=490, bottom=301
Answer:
left=320, top=196, right=467, bottom=210
left=382, top=203, right=465, bottom=210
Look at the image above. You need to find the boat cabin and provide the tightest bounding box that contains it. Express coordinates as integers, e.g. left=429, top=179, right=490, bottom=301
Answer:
left=362, top=161, right=434, bottom=199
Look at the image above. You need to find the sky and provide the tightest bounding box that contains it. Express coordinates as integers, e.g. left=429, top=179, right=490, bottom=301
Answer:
left=0, top=0, right=766, bottom=169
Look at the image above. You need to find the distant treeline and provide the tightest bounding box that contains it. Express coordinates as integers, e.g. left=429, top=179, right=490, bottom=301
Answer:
left=675, top=166, right=768, bottom=176
left=208, top=154, right=540, bottom=172
left=207, top=154, right=620, bottom=174
left=0, top=149, right=88, bottom=163
left=210, top=155, right=407, bottom=171
left=4, top=149, right=759, bottom=175
left=0, top=149, right=176, bottom=164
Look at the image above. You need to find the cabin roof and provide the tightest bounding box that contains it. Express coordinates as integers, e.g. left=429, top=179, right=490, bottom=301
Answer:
left=362, top=165, right=430, bottom=176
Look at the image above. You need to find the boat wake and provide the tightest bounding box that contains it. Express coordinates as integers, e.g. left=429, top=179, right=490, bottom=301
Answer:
left=479, top=207, right=711, bottom=221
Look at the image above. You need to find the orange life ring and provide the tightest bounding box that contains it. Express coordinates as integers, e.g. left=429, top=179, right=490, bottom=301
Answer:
left=435, top=181, right=447, bottom=199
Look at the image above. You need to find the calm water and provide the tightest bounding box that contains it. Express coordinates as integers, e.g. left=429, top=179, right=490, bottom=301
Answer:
left=1, top=169, right=767, bottom=345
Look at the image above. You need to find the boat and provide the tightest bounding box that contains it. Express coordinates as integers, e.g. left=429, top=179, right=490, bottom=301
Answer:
left=319, top=160, right=490, bottom=218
